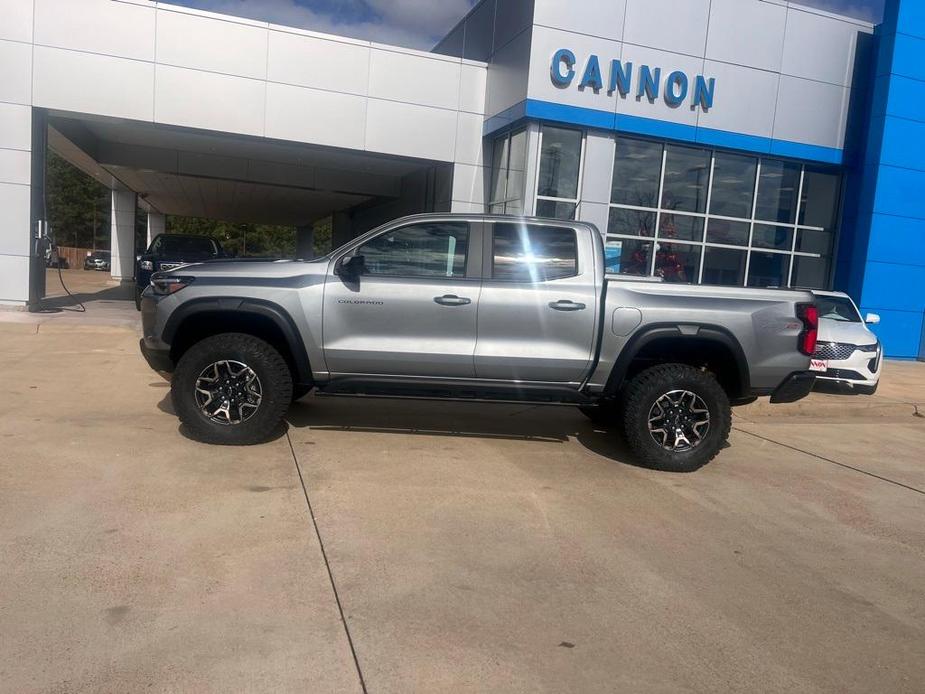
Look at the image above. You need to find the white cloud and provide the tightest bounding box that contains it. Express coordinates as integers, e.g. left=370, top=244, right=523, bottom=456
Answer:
left=171, top=0, right=475, bottom=49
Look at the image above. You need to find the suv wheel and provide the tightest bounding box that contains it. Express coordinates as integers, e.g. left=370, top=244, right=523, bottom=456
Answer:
left=172, top=333, right=293, bottom=445
left=622, top=364, right=731, bottom=472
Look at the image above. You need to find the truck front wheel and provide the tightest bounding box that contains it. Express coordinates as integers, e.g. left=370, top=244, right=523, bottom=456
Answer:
left=171, top=332, right=293, bottom=445
left=622, top=363, right=731, bottom=472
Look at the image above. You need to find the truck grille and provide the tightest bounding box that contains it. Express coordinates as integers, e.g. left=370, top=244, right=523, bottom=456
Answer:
left=813, top=342, right=856, bottom=361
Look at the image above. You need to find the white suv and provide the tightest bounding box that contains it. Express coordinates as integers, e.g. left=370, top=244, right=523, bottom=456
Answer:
left=811, top=291, right=882, bottom=395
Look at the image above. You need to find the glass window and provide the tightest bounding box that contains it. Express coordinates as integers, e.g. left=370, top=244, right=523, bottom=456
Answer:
left=358, top=222, right=469, bottom=278
left=755, top=160, right=801, bottom=223
left=658, top=214, right=704, bottom=242
left=706, top=219, right=749, bottom=246
left=752, top=224, right=793, bottom=251
left=489, top=135, right=509, bottom=205
left=661, top=145, right=710, bottom=213
left=710, top=153, right=757, bottom=219
left=702, top=247, right=746, bottom=286
left=611, top=137, right=663, bottom=207
left=608, top=208, right=656, bottom=236
left=152, top=235, right=219, bottom=257
left=799, top=167, right=840, bottom=229
left=538, top=126, right=582, bottom=199
left=791, top=255, right=830, bottom=289
left=796, top=228, right=833, bottom=255
left=490, top=129, right=527, bottom=213
left=655, top=242, right=700, bottom=283
left=492, top=223, right=577, bottom=282
left=606, top=238, right=652, bottom=276
left=536, top=199, right=577, bottom=220
left=747, top=251, right=790, bottom=288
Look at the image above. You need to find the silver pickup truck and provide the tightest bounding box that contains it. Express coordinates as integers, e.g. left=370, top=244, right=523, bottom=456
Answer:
left=140, top=214, right=819, bottom=472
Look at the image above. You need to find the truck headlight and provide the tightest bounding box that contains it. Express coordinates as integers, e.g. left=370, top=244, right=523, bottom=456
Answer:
left=151, top=276, right=194, bottom=295
left=140, top=260, right=154, bottom=271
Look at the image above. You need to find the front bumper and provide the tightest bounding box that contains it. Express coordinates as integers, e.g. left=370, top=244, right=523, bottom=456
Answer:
left=140, top=338, right=173, bottom=373
left=140, top=290, right=174, bottom=373
left=813, top=348, right=881, bottom=387
left=769, top=371, right=816, bottom=404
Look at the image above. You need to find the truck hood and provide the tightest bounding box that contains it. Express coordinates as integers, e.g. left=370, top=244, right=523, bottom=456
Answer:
left=818, top=318, right=878, bottom=346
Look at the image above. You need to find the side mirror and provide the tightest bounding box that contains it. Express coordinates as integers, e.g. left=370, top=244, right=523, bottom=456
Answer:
left=335, top=254, right=366, bottom=280
left=865, top=312, right=881, bottom=325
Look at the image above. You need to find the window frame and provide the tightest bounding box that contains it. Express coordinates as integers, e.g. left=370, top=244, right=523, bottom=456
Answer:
left=352, top=220, right=478, bottom=282
left=604, top=135, right=839, bottom=289
left=489, top=128, right=528, bottom=215
left=534, top=124, right=586, bottom=221
left=486, top=221, right=581, bottom=283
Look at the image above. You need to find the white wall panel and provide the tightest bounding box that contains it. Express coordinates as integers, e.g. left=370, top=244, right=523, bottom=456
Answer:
left=155, top=65, right=264, bottom=137
left=782, top=8, right=861, bottom=86
left=0, top=103, right=30, bottom=150
left=533, top=0, right=626, bottom=41
left=459, top=63, right=487, bottom=114
left=451, top=163, right=487, bottom=205
left=265, top=83, right=366, bottom=150
left=580, top=131, right=615, bottom=204
left=0, top=39, right=32, bottom=104
left=156, top=8, right=268, bottom=80
left=485, top=27, right=531, bottom=117
left=454, top=111, right=485, bottom=167
left=33, top=46, right=154, bottom=121
left=698, top=61, right=779, bottom=139
left=773, top=76, right=850, bottom=149
left=268, top=30, right=370, bottom=95
left=0, top=183, right=30, bottom=256
left=0, top=253, right=30, bottom=302
left=527, top=25, right=623, bottom=114
left=616, top=46, right=703, bottom=127
left=707, top=0, right=787, bottom=73
left=34, top=0, right=155, bottom=61
left=0, top=148, right=30, bottom=185
left=0, top=0, right=34, bottom=43
left=450, top=200, right=484, bottom=213
left=365, top=100, right=457, bottom=161
left=623, top=0, right=710, bottom=58
left=578, top=201, right=609, bottom=236
left=368, top=49, right=461, bottom=111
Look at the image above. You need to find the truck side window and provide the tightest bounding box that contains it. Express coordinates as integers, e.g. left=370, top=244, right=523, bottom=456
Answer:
left=492, top=223, right=578, bottom=282
left=357, top=222, right=469, bottom=278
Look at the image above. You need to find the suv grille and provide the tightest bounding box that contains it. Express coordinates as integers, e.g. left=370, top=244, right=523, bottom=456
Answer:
left=813, top=342, right=856, bottom=361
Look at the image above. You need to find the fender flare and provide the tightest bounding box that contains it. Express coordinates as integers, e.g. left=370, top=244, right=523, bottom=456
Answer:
left=603, top=323, right=750, bottom=398
left=163, top=297, right=313, bottom=384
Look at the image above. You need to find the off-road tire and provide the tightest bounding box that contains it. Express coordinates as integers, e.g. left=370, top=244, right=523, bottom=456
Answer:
left=172, top=333, right=293, bottom=445
left=622, top=363, right=731, bottom=472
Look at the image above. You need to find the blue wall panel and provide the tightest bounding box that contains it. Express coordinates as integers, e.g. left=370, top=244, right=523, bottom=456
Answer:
left=838, top=0, right=925, bottom=359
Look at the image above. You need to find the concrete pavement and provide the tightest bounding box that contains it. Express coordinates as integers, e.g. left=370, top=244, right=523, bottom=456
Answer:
left=0, top=302, right=923, bottom=692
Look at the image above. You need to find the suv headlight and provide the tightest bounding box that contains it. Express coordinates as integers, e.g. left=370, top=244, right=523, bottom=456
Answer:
left=140, top=260, right=154, bottom=271
left=857, top=343, right=879, bottom=353
left=151, top=276, right=194, bottom=295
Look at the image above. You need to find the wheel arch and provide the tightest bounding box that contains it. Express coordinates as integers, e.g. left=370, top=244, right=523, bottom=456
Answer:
left=164, top=298, right=313, bottom=385
left=604, top=323, right=751, bottom=400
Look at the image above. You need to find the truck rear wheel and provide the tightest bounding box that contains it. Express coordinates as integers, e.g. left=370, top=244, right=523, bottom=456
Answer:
left=622, top=363, right=731, bottom=472
left=171, top=332, right=293, bottom=445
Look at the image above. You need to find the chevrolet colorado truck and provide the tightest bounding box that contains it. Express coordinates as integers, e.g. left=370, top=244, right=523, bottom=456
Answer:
left=140, top=214, right=819, bottom=472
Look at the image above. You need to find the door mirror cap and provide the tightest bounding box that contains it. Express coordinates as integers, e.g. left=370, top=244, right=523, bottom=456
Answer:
left=865, top=312, right=881, bottom=325
left=335, top=254, right=366, bottom=280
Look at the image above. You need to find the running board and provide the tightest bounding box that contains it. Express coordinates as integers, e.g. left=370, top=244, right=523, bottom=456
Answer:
left=313, top=378, right=594, bottom=405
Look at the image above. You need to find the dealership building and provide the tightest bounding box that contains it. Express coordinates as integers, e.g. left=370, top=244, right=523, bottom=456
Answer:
left=0, top=0, right=923, bottom=358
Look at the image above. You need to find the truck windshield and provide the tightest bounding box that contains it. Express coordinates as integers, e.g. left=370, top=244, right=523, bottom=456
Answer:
left=816, top=296, right=861, bottom=322
left=152, top=236, right=219, bottom=257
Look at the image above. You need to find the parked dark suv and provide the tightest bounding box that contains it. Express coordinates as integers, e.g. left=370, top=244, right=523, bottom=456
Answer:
left=135, top=234, right=226, bottom=309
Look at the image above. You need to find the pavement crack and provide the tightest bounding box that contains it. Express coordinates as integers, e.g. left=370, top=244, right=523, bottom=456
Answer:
left=732, top=426, right=925, bottom=496
left=286, top=431, right=369, bottom=694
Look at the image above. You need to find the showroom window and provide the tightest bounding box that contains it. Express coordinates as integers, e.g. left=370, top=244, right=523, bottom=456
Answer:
left=535, top=125, right=584, bottom=220
left=489, top=129, right=527, bottom=214
left=605, top=135, right=841, bottom=288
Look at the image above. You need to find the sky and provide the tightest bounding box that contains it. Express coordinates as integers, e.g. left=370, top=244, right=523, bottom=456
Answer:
left=165, top=0, right=887, bottom=51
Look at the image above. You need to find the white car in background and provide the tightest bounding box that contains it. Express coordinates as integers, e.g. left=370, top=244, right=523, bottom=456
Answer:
left=811, top=291, right=882, bottom=395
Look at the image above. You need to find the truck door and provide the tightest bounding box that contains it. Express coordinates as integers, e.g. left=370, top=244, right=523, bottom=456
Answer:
left=322, top=220, right=481, bottom=378
left=474, top=221, right=598, bottom=382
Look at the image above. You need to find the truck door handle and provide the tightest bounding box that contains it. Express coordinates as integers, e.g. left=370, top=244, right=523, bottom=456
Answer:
left=548, top=300, right=586, bottom=311
left=434, top=294, right=471, bottom=306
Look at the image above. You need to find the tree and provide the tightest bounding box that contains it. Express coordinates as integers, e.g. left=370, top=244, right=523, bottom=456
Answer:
left=45, top=150, right=110, bottom=249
